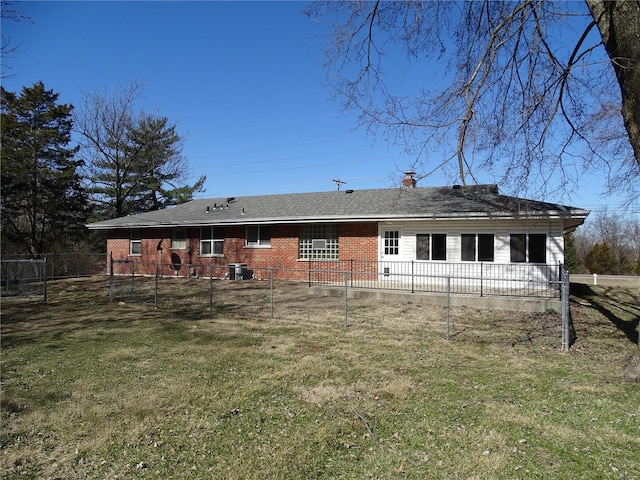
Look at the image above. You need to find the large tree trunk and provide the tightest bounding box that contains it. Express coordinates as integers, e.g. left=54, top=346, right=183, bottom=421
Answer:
left=586, top=0, right=640, bottom=168
left=624, top=346, right=640, bottom=382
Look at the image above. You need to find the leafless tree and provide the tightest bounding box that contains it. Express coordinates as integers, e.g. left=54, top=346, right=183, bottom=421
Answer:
left=573, top=207, right=640, bottom=274
left=305, top=1, right=640, bottom=204
left=74, top=81, right=205, bottom=219
left=1, top=0, right=31, bottom=78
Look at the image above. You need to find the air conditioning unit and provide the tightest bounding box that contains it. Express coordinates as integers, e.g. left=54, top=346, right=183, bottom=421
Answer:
left=228, top=263, right=248, bottom=280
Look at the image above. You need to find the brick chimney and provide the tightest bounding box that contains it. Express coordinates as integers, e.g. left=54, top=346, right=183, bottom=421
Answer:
left=402, top=170, right=417, bottom=188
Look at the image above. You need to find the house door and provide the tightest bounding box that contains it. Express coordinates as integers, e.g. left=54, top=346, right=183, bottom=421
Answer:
left=380, top=229, right=401, bottom=278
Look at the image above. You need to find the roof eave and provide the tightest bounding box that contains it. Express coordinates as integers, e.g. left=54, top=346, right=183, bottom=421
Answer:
left=87, top=209, right=591, bottom=230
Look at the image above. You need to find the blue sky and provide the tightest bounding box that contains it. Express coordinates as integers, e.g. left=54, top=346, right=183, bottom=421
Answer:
left=1, top=1, right=635, bottom=216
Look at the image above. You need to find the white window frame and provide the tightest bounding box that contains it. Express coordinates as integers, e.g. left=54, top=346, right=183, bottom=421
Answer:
left=461, top=234, right=495, bottom=262
left=384, top=230, right=400, bottom=256
left=246, top=225, right=271, bottom=247
left=510, top=233, right=547, bottom=263
left=130, top=229, right=142, bottom=256
left=200, top=227, right=224, bottom=256
left=171, top=229, right=187, bottom=250
left=416, top=233, right=447, bottom=261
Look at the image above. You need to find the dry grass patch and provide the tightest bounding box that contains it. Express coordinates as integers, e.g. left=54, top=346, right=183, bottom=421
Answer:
left=1, top=276, right=639, bottom=479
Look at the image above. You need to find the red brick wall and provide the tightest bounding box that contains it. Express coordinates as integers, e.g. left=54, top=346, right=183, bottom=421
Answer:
left=106, top=222, right=379, bottom=279
left=340, top=223, right=378, bottom=261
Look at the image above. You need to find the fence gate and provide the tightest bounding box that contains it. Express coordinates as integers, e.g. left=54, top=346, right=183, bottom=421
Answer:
left=1, top=258, right=47, bottom=301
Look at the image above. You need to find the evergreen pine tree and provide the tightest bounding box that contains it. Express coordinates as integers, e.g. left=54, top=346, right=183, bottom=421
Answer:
left=1, top=82, right=89, bottom=254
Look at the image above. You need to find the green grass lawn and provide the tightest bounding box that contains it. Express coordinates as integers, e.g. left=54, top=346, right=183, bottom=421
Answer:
left=1, top=277, right=639, bottom=479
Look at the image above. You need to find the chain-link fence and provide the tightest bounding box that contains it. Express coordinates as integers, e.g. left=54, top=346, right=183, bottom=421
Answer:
left=2, top=253, right=107, bottom=280
left=109, top=256, right=562, bottom=298
left=1, top=259, right=47, bottom=301
left=108, top=263, right=354, bottom=327
left=108, top=258, right=573, bottom=349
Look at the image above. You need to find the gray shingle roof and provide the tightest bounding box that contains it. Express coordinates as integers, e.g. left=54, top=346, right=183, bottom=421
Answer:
left=87, top=185, right=589, bottom=230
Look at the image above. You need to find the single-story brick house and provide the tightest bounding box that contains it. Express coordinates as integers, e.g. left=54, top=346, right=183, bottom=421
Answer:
left=87, top=173, right=589, bottom=289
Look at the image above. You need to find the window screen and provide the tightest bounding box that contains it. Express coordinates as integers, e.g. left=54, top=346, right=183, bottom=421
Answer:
left=246, top=226, right=271, bottom=246
left=171, top=229, right=187, bottom=249
left=416, top=234, right=430, bottom=260
left=510, top=234, right=526, bottom=262
left=529, top=234, right=546, bottom=263
left=130, top=229, right=142, bottom=255
left=478, top=234, right=494, bottom=262
left=461, top=234, right=476, bottom=261
left=417, top=233, right=447, bottom=261
left=200, top=227, right=224, bottom=256
left=432, top=234, right=447, bottom=260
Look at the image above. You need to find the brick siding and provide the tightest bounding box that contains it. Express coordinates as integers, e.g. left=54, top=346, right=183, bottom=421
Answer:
left=106, top=222, right=379, bottom=279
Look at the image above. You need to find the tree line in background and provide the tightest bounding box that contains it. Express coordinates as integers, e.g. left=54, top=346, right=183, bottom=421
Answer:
left=1, top=81, right=205, bottom=255
left=565, top=210, right=640, bottom=276
left=1, top=81, right=638, bottom=274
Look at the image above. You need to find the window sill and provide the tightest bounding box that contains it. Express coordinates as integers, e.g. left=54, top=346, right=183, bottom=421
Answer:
left=297, top=258, right=340, bottom=262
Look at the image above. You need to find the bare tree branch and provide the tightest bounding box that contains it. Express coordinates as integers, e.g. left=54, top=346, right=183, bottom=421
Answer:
left=306, top=0, right=639, bottom=205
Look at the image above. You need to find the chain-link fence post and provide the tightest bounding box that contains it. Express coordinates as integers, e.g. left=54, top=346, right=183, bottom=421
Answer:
left=48, top=255, right=54, bottom=281
left=43, top=257, right=48, bottom=302
left=154, top=265, right=159, bottom=309
left=561, top=268, right=570, bottom=352
left=130, top=261, right=135, bottom=295
left=446, top=276, right=451, bottom=340
left=270, top=268, right=274, bottom=319
left=344, top=271, right=349, bottom=328
left=109, top=252, right=114, bottom=302
left=209, top=267, right=214, bottom=313
left=350, top=259, right=354, bottom=288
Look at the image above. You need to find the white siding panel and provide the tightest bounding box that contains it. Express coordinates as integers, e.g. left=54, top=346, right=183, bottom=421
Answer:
left=495, top=230, right=510, bottom=263
left=379, top=219, right=566, bottom=264
left=549, top=224, right=565, bottom=265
